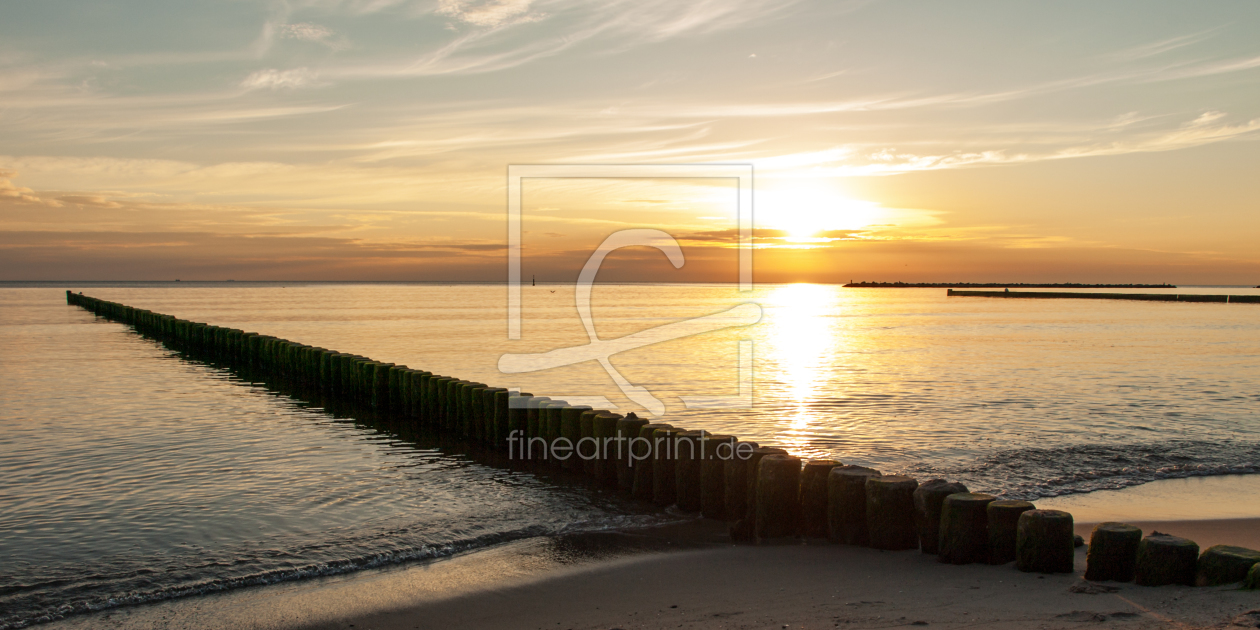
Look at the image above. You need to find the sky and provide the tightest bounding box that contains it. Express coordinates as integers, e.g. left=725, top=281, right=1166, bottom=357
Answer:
left=1, top=0, right=1258, bottom=283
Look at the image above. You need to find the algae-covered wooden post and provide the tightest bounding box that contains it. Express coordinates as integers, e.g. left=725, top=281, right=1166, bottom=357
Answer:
left=827, top=465, right=880, bottom=545
left=615, top=415, right=649, bottom=492
left=632, top=423, right=671, bottom=500
left=986, top=499, right=1034, bottom=565
left=755, top=454, right=802, bottom=541
left=1084, top=522, right=1142, bottom=582
left=578, top=410, right=602, bottom=475
left=507, top=395, right=532, bottom=456
left=700, top=434, right=737, bottom=520
left=722, top=440, right=758, bottom=526
left=1195, top=545, right=1260, bottom=586
left=1135, top=533, right=1199, bottom=586
left=912, top=479, right=968, bottom=554
left=559, top=405, right=591, bottom=469
left=799, top=459, right=841, bottom=538
left=492, top=389, right=512, bottom=447
left=674, top=430, right=707, bottom=512
left=937, top=492, right=995, bottom=564
left=543, top=401, right=567, bottom=443
left=744, top=447, right=787, bottom=522
left=590, top=413, right=621, bottom=486
left=525, top=396, right=550, bottom=441
left=1016, top=509, right=1075, bottom=574
left=470, top=385, right=488, bottom=440
left=865, top=475, right=919, bottom=551
left=652, top=427, right=684, bottom=506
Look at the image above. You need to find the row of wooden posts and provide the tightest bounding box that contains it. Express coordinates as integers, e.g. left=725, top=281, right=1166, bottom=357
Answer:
left=66, top=291, right=1260, bottom=590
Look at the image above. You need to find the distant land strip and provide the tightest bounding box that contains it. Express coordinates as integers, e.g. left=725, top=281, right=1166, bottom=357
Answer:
left=948, top=289, right=1259, bottom=303
left=844, top=282, right=1177, bottom=288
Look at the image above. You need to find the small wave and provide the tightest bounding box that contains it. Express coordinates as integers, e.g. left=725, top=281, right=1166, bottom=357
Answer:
left=0, top=512, right=669, bottom=630
left=905, top=439, right=1260, bottom=500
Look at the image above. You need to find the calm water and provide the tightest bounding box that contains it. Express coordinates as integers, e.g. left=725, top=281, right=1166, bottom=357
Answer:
left=2, top=282, right=1258, bottom=628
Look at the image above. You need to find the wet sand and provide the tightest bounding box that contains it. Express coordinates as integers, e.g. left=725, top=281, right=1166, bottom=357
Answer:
left=42, top=476, right=1260, bottom=630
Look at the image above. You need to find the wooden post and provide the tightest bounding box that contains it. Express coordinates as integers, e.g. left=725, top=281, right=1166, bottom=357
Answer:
left=1016, top=510, right=1076, bottom=574
left=799, top=459, right=842, bottom=538
left=937, top=493, right=995, bottom=564
left=674, top=430, right=707, bottom=512
left=912, top=479, right=968, bottom=554
left=986, top=500, right=1035, bottom=565
left=652, top=427, right=684, bottom=506
left=700, top=434, right=737, bottom=520
left=865, top=476, right=920, bottom=551
left=755, top=454, right=802, bottom=540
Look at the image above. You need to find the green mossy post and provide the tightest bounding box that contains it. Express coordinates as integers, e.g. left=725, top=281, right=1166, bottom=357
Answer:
left=632, top=423, right=671, bottom=499
left=1016, top=509, right=1075, bottom=574
left=986, top=499, right=1034, bottom=565
left=470, top=386, right=488, bottom=441
left=388, top=366, right=406, bottom=412
left=722, top=440, right=759, bottom=528
left=452, top=381, right=469, bottom=434
left=544, top=401, right=567, bottom=443
left=1135, top=533, right=1199, bottom=586
left=466, top=383, right=486, bottom=439
left=1084, top=522, right=1142, bottom=582
left=372, top=363, right=393, bottom=410
left=592, top=413, right=622, bottom=486
left=652, top=427, right=684, bottom=507
left=493, top=389, right=512, bottom=445
left=541, top=401, right=568, bottom=464
left=700, top=434, right=737, bottom=520
left=432, top=377, right=452, bottom=427
left=507, top=396, right=531, bottom=445
left=1245, top=562, right=1260, bottom=589
left=1195, top=545, right=1260, bottom=586
left=865, top=475, right=920, bottom=551
left=477, top=387, right=498, bottom=444
left=446, top=379, right=462, bottom=430
left=799, top=459, right=842, bottom=538
left=827, top=465, right=881, bottom=545
left=674, top=430, right=707, bottom=512
left=559, top=406, right=591, bottom=470
left=615, top=415, right=649, bottom=493
left=912, top=479, right=968, bottom=554
left=525, top=397, right=550, bottom=441
left=937, top=492, right=995, bottom=564
left=578, top=410, right=602, bottom=475
left=744, top=447, right=788, bottom=523
left=755, top=454, right=802, bottom=541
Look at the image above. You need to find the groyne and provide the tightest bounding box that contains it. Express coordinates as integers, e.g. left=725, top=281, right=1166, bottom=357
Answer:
left=948, top=289, right=1260, bottom=303
left=65, top=291, right=1260, bottom=588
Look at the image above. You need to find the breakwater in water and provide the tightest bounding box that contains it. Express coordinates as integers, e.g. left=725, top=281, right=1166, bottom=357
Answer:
left=64, top=290, right=1260, bottom=593
left=948, top=289, right=1260, bottom=303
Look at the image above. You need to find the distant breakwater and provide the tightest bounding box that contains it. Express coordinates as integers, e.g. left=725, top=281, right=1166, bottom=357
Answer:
left=948, top=289, right=1260, bottom=303
left=846, top=282, right=1177, bottom=288
left=65, top=291, right=1260, bottom=589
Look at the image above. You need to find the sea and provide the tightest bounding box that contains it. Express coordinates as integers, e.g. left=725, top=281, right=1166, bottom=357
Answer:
left=2, top=282, right=1258, bottom=628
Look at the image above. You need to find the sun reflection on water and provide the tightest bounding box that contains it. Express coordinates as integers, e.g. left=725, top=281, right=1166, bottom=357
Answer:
left=761, top=283, right=840, bottom=455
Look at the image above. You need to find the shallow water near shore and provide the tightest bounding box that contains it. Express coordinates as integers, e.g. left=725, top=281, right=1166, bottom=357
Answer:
left=2, top=282, right=1258, bottom=628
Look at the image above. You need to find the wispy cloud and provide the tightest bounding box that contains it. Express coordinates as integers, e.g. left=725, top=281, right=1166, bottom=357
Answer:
left=279, top=22, right=337, bottom=42
left=437, top=0, right=539, bottom=27
left=241, top=67, right=320, bottom=90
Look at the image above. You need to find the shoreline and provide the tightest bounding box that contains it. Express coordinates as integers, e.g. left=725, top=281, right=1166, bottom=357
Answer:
left=34, top=475, right=1260, bottom=630
left=43, top=517, right=1259, bottom=630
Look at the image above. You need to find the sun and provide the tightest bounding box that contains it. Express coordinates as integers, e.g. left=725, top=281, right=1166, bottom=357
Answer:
left=760, top=182, right=885, bottom=242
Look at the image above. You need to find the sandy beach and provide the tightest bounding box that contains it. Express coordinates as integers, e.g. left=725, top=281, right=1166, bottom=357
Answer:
left=44, top=516, right=1260, bottom=630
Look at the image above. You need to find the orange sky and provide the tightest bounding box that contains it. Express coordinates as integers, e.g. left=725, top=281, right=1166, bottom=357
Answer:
left=2, top=1, right=1258, bottom=283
